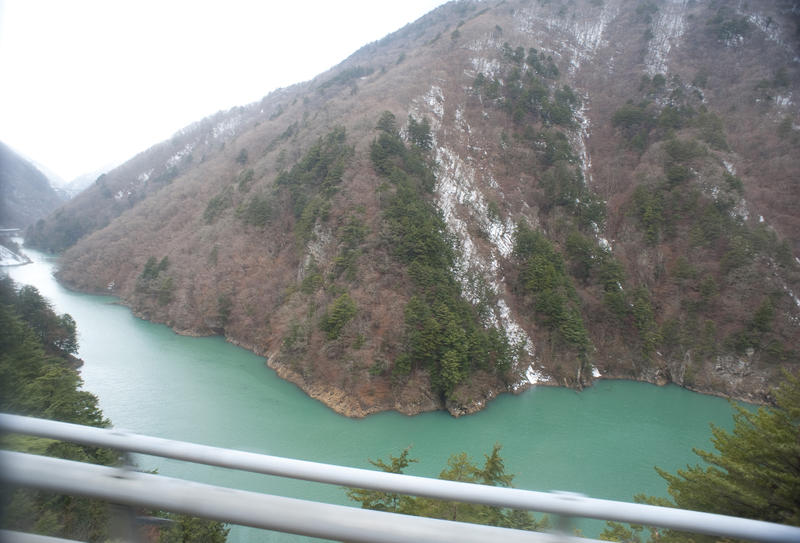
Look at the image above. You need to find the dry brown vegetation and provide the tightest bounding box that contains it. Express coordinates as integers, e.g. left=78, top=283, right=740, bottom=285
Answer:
left=32, top=0, right=800, bottom=415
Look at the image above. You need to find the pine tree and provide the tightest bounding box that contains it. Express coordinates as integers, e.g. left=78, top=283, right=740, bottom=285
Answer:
left=345, top=447, right=417, bottom=513
left=657, top=371, right=800, bottom=526
left=347, top=444, right=547, bottom=530
left=602, top=372, right=800, bottom=542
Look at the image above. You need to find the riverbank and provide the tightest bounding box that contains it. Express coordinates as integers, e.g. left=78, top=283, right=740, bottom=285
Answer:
left=91, top=286, right=775, bottom=415
left=13, top=246, right=766, bottom=417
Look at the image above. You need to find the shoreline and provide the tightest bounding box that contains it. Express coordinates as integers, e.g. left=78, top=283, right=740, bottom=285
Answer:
left=19, top=255, right=769, bottom=417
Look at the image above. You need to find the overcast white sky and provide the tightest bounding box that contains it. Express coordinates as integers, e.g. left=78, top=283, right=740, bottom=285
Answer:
left=0, top=0, right=448, bottom=182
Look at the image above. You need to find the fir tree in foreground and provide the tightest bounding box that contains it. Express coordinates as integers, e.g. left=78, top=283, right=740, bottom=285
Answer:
left=348, top=374, right=800, bottom=540
left=346, top=444, right=548, bottom=530
left=602, top=371, right=800, bottom=542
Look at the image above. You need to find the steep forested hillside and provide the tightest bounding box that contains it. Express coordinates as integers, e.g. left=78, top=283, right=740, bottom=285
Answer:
left=0, top=141, right=64, bottom=229
left=28, top=0, right=800, bottom=415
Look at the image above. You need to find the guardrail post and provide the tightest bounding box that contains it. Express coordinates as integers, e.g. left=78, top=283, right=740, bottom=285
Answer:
left=108, top=452, right=141, bottom=543
left=552, top=491, right=583, bottom=542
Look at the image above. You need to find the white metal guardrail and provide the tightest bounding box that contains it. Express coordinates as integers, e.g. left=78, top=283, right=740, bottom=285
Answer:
left=0, top=530, right=85, bottom=543
left=1, top=413, right=799, bottom=543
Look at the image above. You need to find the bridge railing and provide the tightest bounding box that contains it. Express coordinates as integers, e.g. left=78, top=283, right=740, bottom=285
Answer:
left=2, top=413, right=799, bottom=543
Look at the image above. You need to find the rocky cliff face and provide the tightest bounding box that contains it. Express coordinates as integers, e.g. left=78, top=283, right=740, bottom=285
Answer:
left=32, top=0, right=800, bottom=416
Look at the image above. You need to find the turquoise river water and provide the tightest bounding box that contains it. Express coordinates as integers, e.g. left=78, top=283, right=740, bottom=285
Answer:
left=3, top=247, right=740, bottom=541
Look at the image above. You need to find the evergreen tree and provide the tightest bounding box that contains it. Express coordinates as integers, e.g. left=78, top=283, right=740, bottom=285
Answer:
left=346, top=447, right=418, bottom=513
left=368, top=113, right=512, bottom=397
left=347, top=444, right=547, bottom=530
left=408, top=115, right=433, bottom=151
left=602, top=372, right=800, bottom=541
left=376, top=111, right=398, bottom=135
left=0, top=277, right=228, bottom=542
left=158, top=513, right=229, bottom=543
left=659, top=371, right=800, bottom=526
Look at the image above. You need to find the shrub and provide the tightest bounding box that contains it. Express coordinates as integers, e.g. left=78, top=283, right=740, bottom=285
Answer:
left=300, top=262, right=323, bottom=294
left=612, top=103, right=656, bottom=150
left=513, top=223, right=591, bottom=355
left=320, top=293, right=357, bottom=340
left=334, top=213, right=368, bottom=281
left=723, top=171, right=743, bottom=193
left=526, top=48, right=559, bottom=78
left=237, top=168, right=255, bottom=192
left=692, top=68, right=709, bottom=88
left=272, top=127, right=353, bottom=242
left=320, top=66, right=374, bottom=90
left=204, top=187, right=233, bottom=224
left=156, top=276, right=174, bottom=306
left=631, top=287, right=661, bottom=360
left=663, top=138, right=705, bottom=164
left=671, top=256, right=697, bottom=281
left=695, top=112, right=728, bottom=150
left=238, top=193, right=273, bottom=227
left=235, top=148, right=248, bottom=165
left=408, top=116, right=433, bottom=151
left=565, top=230, right=595, bottom=283
left=630, top=185, right=664, bottom=245
left=665, top=163, right=691, bottom=185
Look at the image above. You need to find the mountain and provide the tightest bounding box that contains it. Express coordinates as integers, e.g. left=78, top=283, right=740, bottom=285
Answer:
left=0, top=141, right=66, bottom=229
left=61, top=163, right=121, bottom=199
left=27, top=0, right=800, bottom=416
left=0, top=238, right=30, bottom=266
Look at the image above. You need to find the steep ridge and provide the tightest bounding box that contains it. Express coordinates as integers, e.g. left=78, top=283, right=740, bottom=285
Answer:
left=0, top=141, right=65, bottom=229
left=30, top=0, right=800, bottom=416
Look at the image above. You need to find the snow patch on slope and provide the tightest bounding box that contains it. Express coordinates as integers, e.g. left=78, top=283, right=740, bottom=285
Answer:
left=424, top=85, right=445, bottom=122
left=467, top=36, right=504, bottom=53
left=516, top=3, right=619, bottom=73
left=469, top=57, right=503, bottom=80
left=775, top=94, right=793, bottom=108
left=723, top=160, right=736, bottom=175
left=166, top=142, right=195, bottom=169
left=212, top=116, right=241, bottom=139
left=137, top=169, right=153, bottom=183
left=411, top=76, right=552, bottom=385
left=434, top=145, right=540, bottom=375
left=786, top=286, right=800, bottom=310
left=524, top=364, right=547, bottom=385
left=737, top=5, right=798, bottom=60
left=731, top=198, right=750, bottom=222
left=571, top=100, right=594, bottom=186
left=644, top=0, right=688, bottom=76
left=0, top=245, right=29, bottom=266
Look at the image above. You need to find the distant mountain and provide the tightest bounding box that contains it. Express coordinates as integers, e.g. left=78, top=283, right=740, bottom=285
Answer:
left=0, top=141, right=65, bottom=229
left=60, top=163, right=120, bottom=198
left=28, top=0, right=800, bottom=416
left=28, top=159, right=66, bottom=189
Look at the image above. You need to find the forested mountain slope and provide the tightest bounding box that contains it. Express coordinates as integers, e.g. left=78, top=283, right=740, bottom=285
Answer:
left=0, top=141, right=64, bottom=229
left=28, top=0, right=800, bottom=415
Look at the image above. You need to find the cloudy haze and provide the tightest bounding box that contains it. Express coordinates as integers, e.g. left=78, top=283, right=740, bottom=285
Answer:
left=0, top=0, right=448, bottom=182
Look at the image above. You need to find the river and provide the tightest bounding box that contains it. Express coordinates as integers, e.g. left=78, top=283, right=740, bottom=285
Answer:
left=3, top=247, right=739, bottom=541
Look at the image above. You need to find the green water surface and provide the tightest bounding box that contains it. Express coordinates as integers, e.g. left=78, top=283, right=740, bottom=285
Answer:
left=5, top=249, right=738, bottom=541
